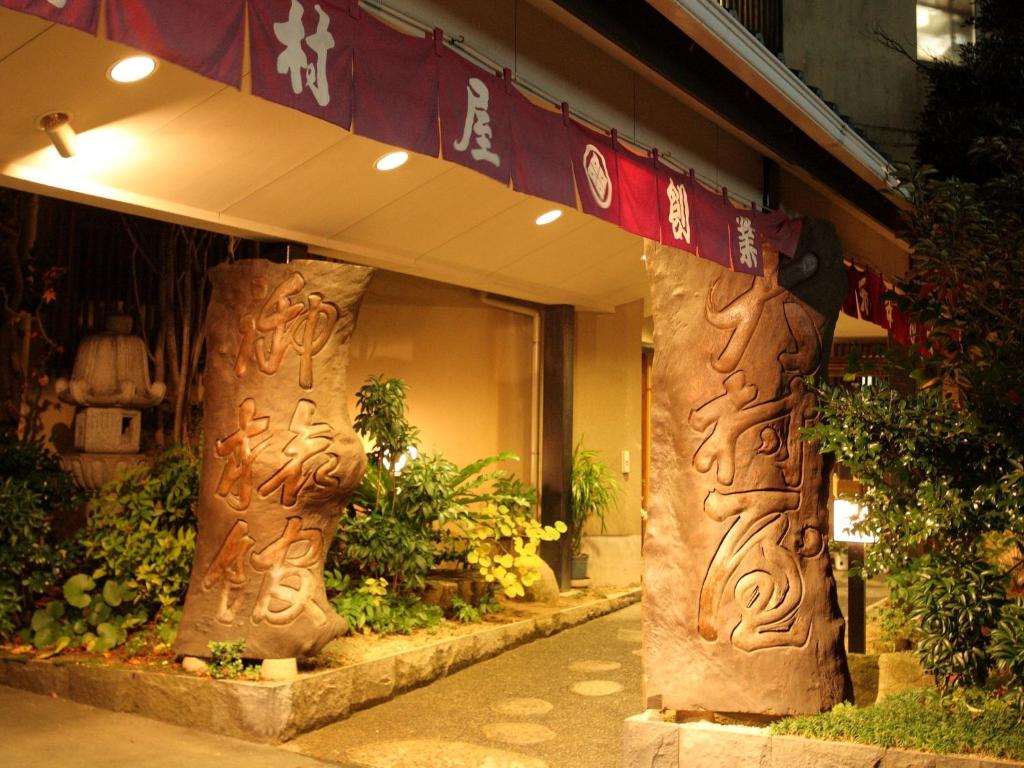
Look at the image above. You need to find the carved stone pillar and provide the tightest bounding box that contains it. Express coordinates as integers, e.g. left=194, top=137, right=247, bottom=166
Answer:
left=175, top=259, right=372, bottom=660
left=642, top=220, right=850, bottom=716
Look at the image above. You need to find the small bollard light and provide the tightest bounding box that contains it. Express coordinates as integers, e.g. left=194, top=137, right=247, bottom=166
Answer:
left=833, top=499, right=875, bottom=654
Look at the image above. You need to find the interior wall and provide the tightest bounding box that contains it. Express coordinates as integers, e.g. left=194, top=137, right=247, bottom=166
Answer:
left=572, top=299, right=644, bottom=538
left=347, top=269, right=535, bottom=482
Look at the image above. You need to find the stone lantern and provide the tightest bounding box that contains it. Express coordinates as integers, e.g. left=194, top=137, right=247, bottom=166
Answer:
left=55, top=314, right=166, bottom=490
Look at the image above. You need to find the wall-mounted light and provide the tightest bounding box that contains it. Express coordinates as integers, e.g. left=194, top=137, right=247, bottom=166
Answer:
left=36, top=112, right=77, bottom=158
left=535, top=209, right=562, bottom=226
left=374, top=151, right=408, bottom=171
left=108, top=55, right=157, bottom=84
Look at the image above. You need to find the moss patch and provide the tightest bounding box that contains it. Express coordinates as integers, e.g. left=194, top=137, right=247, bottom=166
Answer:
left=770, top=689, right=1024, bottom=760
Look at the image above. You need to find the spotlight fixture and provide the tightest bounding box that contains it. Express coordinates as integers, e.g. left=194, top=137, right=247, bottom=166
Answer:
left=535, top=209, right=562, bottom=226
left=36, top=112, right=77, bottom=158
left=374, top=151, right=408, bottom=171
left=108, top=55, right=157, bottom=83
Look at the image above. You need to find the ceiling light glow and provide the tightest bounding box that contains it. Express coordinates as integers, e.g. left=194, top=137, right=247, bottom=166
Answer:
left=535, top=209, right=562, bottom=226
left=108, top=55, right=157, bottom=83
left=375, top=151, right=409, bottom=171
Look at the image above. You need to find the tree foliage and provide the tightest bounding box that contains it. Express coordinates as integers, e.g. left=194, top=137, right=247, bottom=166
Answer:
left=917, top=0, right=1024, bottom=182
left=806, top=0, right=1024, bottom=693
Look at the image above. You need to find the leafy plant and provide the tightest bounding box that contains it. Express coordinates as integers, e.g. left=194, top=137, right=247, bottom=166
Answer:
left=0, top=480, right=63, bottom=638
left=450, top=592, right=500, bottom=623
left=805, top=378, right=1023, bottom=690
left=79, top=444, right=199, bottom=614
left=570, top=438, right=619, bottom=555
left=326, top=573, right=442, bottom=635
left=457, top=501, right=565, bottom=598
left=208, top=640, right=248, bottom=680
left=28, top=573, right=146, bottom=654
left=335, top=376, right=559, bottom=603
left=0, top=435, right=81, bottom=638
left=991, top=601, right=1024, bottom=690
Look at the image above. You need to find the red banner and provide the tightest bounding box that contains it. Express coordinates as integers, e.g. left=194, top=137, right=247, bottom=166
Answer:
left=106, top=0, right=244, bottom=87
left=508, top=90, right=575, bottom=208
left=353, top=11, right=439, bottom=157
left=569, top=121, right=620, bottom=226
left=853, top=268, right=886, bottom=325
left=439, top=51, right=511, bottom=185
left=3, top=0, right=812, bottom=276
left=689, top=182, right=732, bottom=270
left=616, top=144, right=659, bottom=240
left=249, top=0, right=354, bottom=129
left=751, top=208, right=802, bottom=257
left=843, top=265, right=863, bottom=318
left=0, top=0, right=98, bottom=32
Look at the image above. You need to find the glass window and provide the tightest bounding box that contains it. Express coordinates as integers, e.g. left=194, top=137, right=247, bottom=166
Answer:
left=917, top=1, right=975, bottom=61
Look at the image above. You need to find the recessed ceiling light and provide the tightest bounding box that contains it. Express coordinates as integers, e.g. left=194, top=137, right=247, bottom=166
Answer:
left=108, top=55, right=157, bottom=84
left=535, top=209, right=562, bottom=226
left=374, top=151, right=408, bottom=171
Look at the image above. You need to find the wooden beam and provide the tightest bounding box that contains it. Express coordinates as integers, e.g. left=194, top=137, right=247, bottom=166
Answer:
left=540, top=305, right=575, bottom=589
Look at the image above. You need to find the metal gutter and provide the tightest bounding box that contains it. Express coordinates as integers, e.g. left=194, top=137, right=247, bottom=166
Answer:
left=646, top=0, right=902, bottom=200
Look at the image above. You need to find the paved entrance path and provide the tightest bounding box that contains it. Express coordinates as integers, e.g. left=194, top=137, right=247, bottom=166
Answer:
left=285, top=602, right=644, bottom=768
left=0, top=683, right=335, bottom=768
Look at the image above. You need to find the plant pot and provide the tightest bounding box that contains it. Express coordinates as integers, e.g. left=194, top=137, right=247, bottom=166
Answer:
left=571, top=553, right=589, bottom=580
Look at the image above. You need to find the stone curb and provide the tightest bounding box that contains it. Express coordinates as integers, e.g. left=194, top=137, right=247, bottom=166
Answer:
left=0, top=588, right=639, bottom=744
left=623, top=710, right=1024, bottom=768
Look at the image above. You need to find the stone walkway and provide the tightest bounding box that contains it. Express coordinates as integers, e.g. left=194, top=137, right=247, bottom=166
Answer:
left=283, top=602, right=644, bottom=768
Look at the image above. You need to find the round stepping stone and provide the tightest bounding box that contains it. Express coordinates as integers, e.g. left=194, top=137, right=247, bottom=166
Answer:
left=616, top=629, right=642, bottom=643
left=347, top=739, right=549, bottom=768
left=483, top=722, right=557, bottom=745
left=569, top=660, right=621, bottom=673
left=492, top=697, right=555, bottom=717
left=570, top=679, right=624, bottom=696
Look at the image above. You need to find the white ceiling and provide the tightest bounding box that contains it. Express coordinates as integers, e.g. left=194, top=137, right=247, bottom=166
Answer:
left=0, top=10, right=647, bottom=312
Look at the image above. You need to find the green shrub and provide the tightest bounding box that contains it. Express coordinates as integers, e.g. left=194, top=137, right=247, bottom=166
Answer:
left=335, top=376, right=558, bottom=603
left=0, top=433, right=81, bottom=517
left=79, top=445, right=199, bottom=614
left=27, top=573, right=147, bottom=653
left=0, top=479, right=64, bottom=637
left=207, top=640, right=258, bottom=680
left=0, top=435, right=81, bottom=638
left=991, top=600, right=1024, bottom=690
left=326, top=573, right=442, bottom=635
left=909, top=555, right=1007, bottom=690
left=804, top=380, right=1023, bottom=690
left=771, top=689, right=1024, bottom=760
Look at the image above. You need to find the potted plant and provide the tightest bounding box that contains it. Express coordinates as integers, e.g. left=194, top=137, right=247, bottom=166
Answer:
left=570, top=438, right=619, bottom=580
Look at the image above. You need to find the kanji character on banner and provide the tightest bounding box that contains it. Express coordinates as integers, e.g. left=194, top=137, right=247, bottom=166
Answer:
left=656, top=163, right=698, bottom=254
left=250, top=0, right=354, bottom=129
left=439, top=50, right=511, bottom=185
